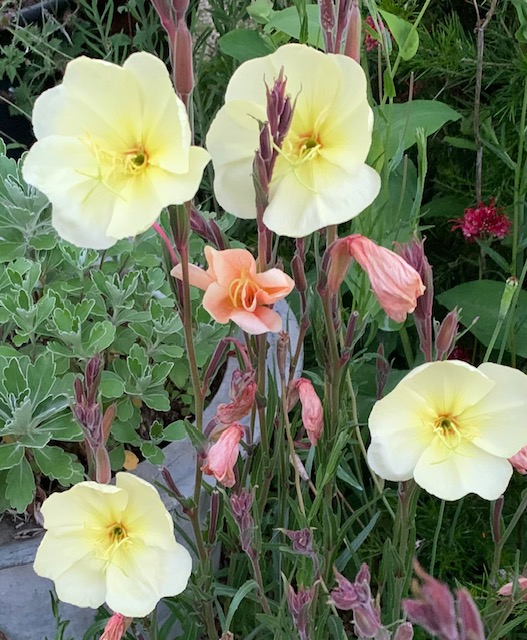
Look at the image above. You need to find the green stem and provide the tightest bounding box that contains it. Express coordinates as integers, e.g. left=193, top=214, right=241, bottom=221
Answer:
left=429, top=500, right=445, bottom=577
left=490, top=489, right=527, bottom=587
left=512, top=77, right=527, bottom=276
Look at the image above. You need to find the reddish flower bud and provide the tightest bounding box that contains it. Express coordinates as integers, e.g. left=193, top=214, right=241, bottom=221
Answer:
left=498, top=576, right=527, bottom=599
left=393, top=623, right=414, bottom=640
left=287, top=378, right=324, bottom=446
left=509, top=446, right=527, bottom=474
left=174, top=19, right=194, bottom=99
left=287, top=584, right=316, bottom=640
left=344, top=0, right=361, bottom=62
left=456, top=588, right=485, bottom=640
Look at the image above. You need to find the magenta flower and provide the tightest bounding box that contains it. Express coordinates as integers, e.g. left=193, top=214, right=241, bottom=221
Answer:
left=451, top=198, right=512, bottom=242
left=364, top=16, right=390, bottom=52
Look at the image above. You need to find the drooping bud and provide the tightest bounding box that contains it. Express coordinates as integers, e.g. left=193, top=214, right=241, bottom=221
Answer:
left=202, top=423, right=244, bottom=488
left=100, top=612, right=133, bottom=640
left=287, top=378, right=324, bottom=446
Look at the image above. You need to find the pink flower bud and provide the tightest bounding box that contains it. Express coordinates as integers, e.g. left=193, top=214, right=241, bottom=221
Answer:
left=95, top=446, right=111, bottom=485
left=344, top=0, right=361, bottom=62
left=100, top=613, right=133, bottom=640
left=216, top=370, right=257, bottom=424
left=287, top=584, right=316, bottom=640
left=456, top=588, right=485, bottom=640
left=509, top=446, right=527, bottom=474
left=498, top=576, right=527, bottom=599
left=393, top=622, right=414, bottom=640
left=230, top=488, right=254, bottom=552
left=202, top=423, right=244, bottom=488
left=403, top=561, right=458, bottom=640
left=287, top=378, right=324, bottom=446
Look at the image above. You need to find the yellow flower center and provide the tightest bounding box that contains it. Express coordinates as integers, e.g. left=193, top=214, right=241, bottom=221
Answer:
left=228, top=270, right=261, bottom=310
left=430, top=412, right=479, bottom=462
left=81, top=136, right=150, bottom=189
left=95, top=521, right=132, bottom=567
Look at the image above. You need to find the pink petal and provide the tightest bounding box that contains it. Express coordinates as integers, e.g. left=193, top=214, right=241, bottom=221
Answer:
left=254, top=268, right=295, bottom=304
left=205, top=246, right=257, bottom=287
left=171, top=263, right=215, bottom=291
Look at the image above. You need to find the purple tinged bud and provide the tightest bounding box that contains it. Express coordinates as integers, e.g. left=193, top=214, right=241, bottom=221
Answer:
left=344, top=0, right=361, bottom=62
left=319, top=0, right=335, bottom=52
left=393, top=623, right=414, bottom=640
left=278, top=96, right=293, bottom=143
left=280, top=528, right=314, bottom=555
left=74, top=377, right=84, bottom=405
left=375, top=343, right=390, bottom=400
left=287, top=584, right=315, bottom=640
left=402, top=561, right=458, bottom=640
left=161, top=466, right=185, bottom=500
left=292, top=253, right=307, bottom=294
left=456, top=589, right=485, bottom=640
left=208, top=490, right=220, bottom=545
left=277, top=331, right=290, bottom=378
left=172, top=0, right=189, bottom=22
left=435, top=309, right=459, bottom=360
left=95, top=446, right=111, bottom=484
left=330, top=564, right=383, bottom=638
left=230, top=489, right=254, bottom=553
left=174, top=20, right=194, bottom=99
left=151, top=0, right=176, bottom=41
left=259, top=123, right=273, bottom=163
left=344, top=310, right=359, bottom=352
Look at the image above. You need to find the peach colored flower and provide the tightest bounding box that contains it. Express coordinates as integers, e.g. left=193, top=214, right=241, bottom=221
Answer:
left=171, top=246, right=295, bottom=334
left=498, top=577, right=527, bottom=599
left=287, top=378, right=324, bottom=446
left=202, top=423, right=244, bottom=488
left=101, top=613, right=133, bottom=640
left=327, top=234, right=425, bottom=323
left=509, top=446, right=527, bottom=474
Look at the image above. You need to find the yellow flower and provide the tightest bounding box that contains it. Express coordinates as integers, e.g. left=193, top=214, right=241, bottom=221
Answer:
left=33, top=473, right=192, bottom=617
left=206, top=43, right=380, bottom=238
left=367, top=361, right=527, bottom=501
left=22, top=52, right=210, bottom=249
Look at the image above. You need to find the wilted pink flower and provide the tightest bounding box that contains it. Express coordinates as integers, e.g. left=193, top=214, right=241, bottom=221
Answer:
left=287, top=378, right=324, bottom=446
left=329, top=564, right=383, bottom=638
left=451, top=198, right=512, bottom=242
left=202, top=423, right=244, bottom=488
left=216, top=369, right=257, bottom=424
left=403, top=561, right=485, bottom=640
left=101, top=613, right=133, bottom=640
left=327, top=234, right=425, bottom=323
left=498, top=576, right=527, bottom=599
left=509, top=446, right=527, bottom=474
left=435, top=309, right=460, bottom=360
left=364, top=16, right=390, bottom=52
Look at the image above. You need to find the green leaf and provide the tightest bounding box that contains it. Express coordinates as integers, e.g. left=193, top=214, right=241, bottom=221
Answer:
left=33, top=445, right=77, bottom=481
left=100, top=371, right=125, bottom=399
left=219, top=29, right=274, bottom=62
left=112, top=421, right=142, bottom=444
left=87, top=321, right=116, bottom=354
left=378, top=10, right=419, bottom=60
left=41, top=414, right=84, bottom=442
left=142, top=389, right=170, bottom=411
left=140, top=442, right=164, bottom=465
left=373, top=100, right=461, bottom=164
left=0, top=442, right=24, bottom=470
left=444, top=136, right=477, bottom=151
left=438, top=280, right=527, bottom=357
left=163, top=420, right=186, bottom=442
left=6, top=457, right=35, bottom=512
left=224, top=580, right=259, bottom=631
left=264, top=5, right=324, bottom=49
left=247, top=0, right=273, bottom=23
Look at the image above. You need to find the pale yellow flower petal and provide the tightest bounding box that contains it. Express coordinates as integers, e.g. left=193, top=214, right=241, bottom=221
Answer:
left=48, top=549, right=108, bottom=609
left=106, top=539, right=192, bottom=617
left=115, top=473, right=175, bottom=547
left=414, top=439, right=512, bottom=501
left=367, top=386, right=434, bottom=481
left=207, top=43, right=379, bottom=235
left=264, top=161, right=381, bottom=237
left=206, top=100, right=265, bottom=219
left=123, top=52, right=191, bottom=174
left=33, top=57, right=140, bottom=148
left=463, top=363, right=527, bottom=457
left=397, top=360, right=494, bottom=416
left=38, top=481, right=126, bottom=529
left=23, top=136, right=119, bottom=248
